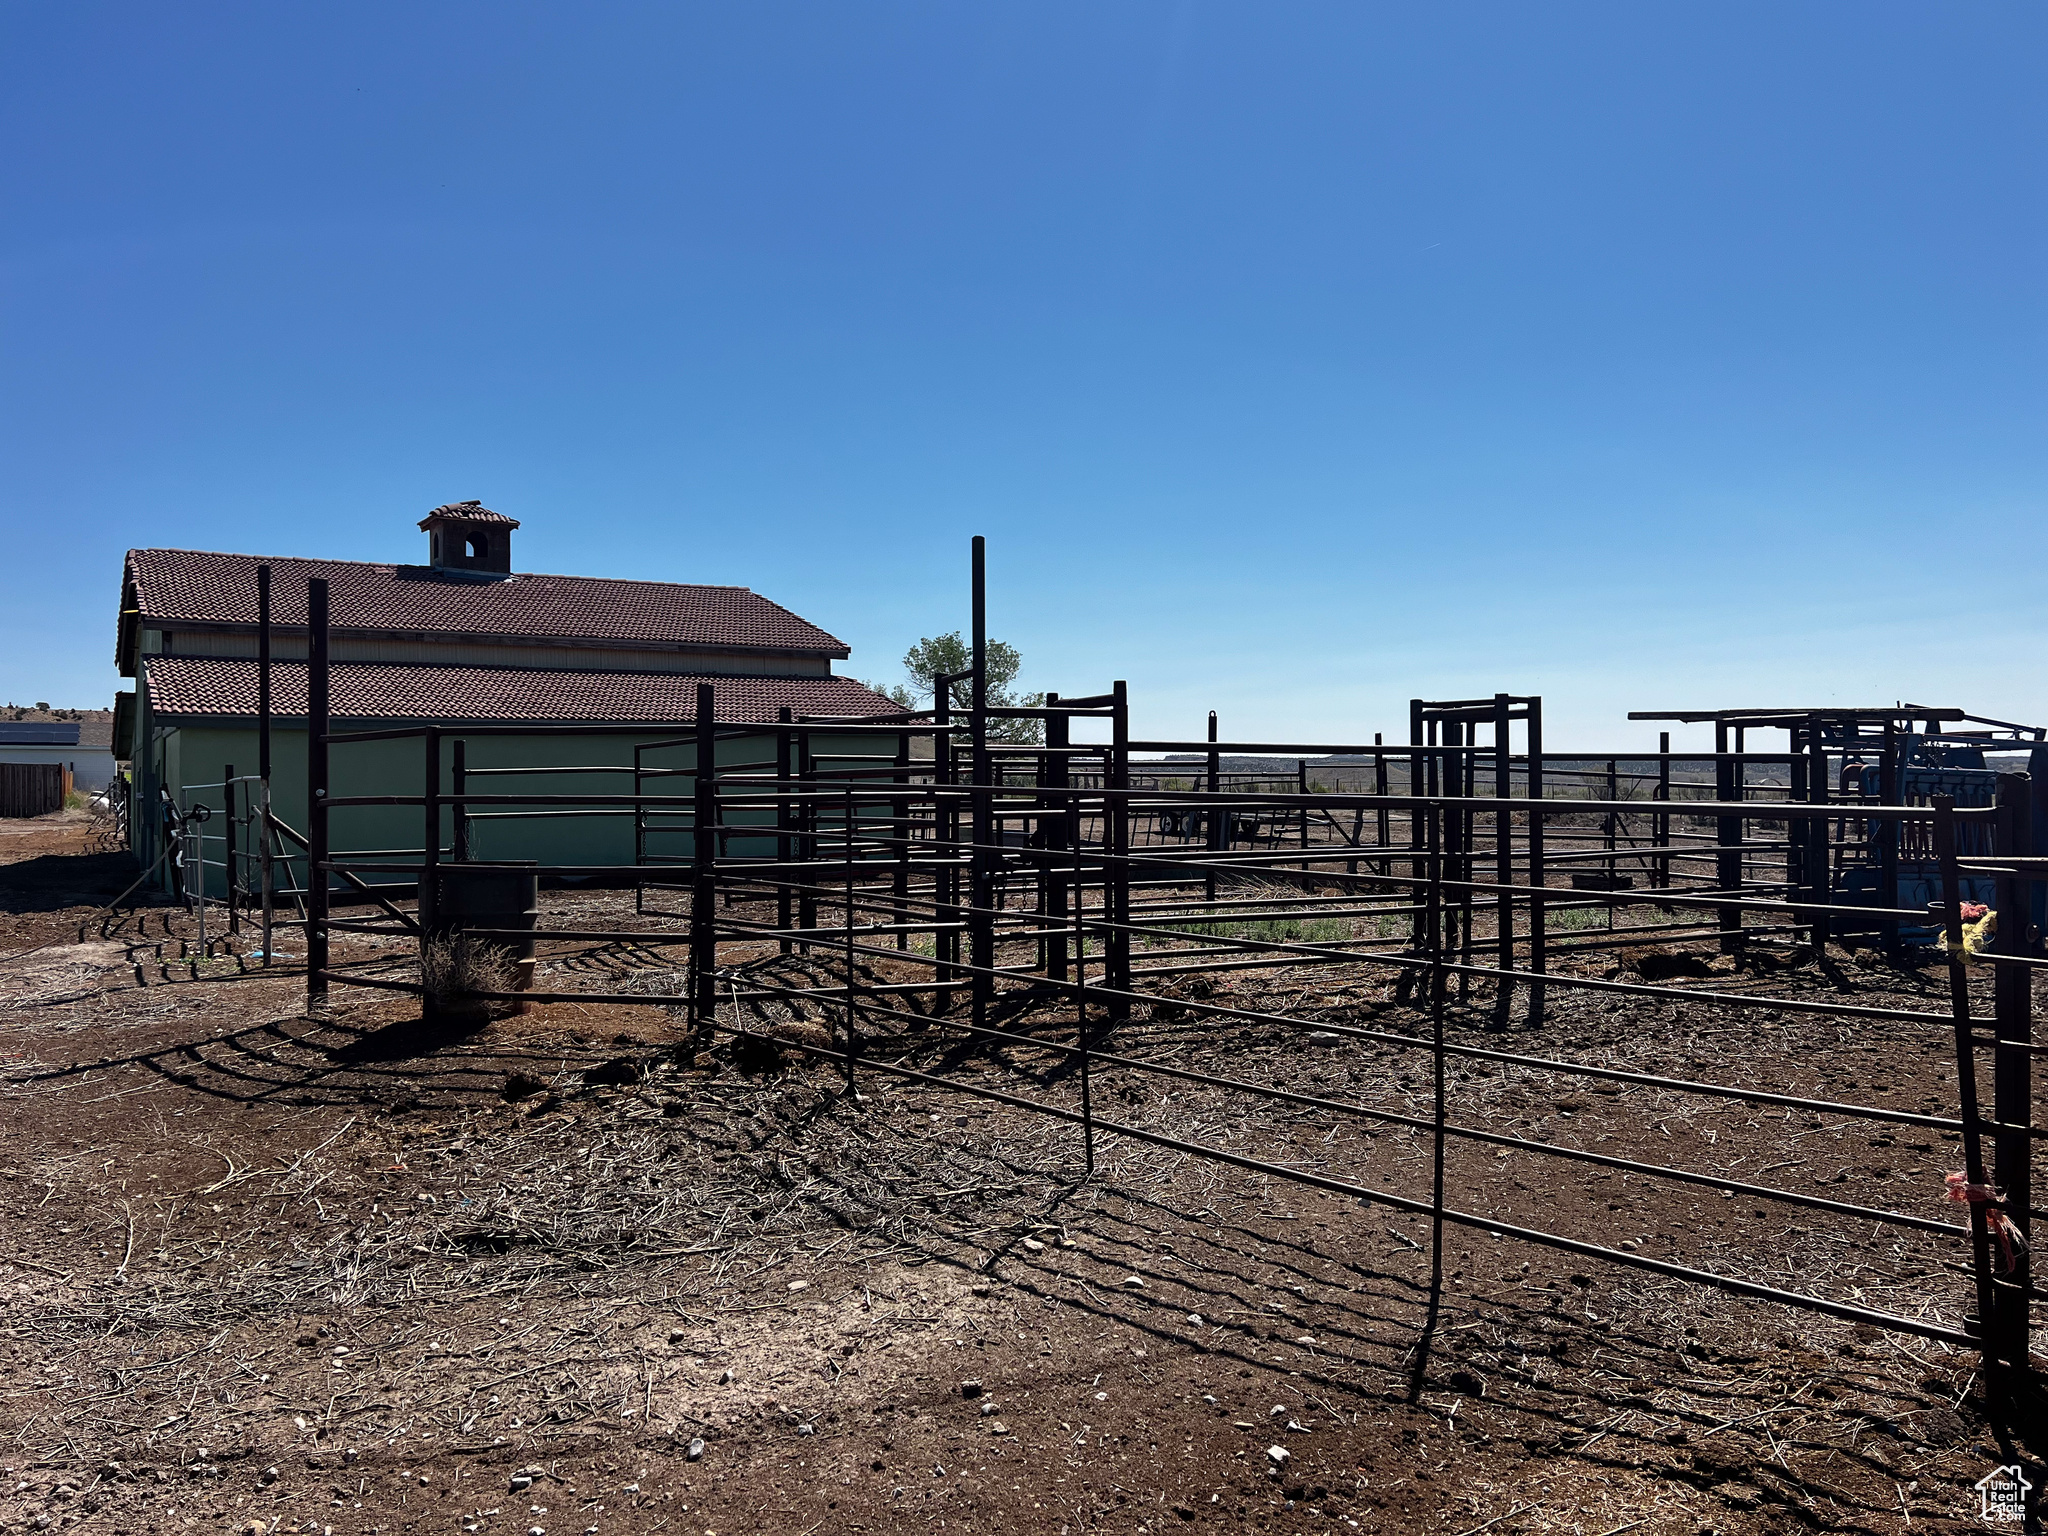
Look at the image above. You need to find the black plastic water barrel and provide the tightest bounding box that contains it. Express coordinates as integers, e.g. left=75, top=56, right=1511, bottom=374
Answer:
left=431, top=861, right=539, bottom=957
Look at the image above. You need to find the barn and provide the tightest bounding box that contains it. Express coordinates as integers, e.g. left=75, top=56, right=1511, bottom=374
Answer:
left=116, top=502, right=901, bottom=890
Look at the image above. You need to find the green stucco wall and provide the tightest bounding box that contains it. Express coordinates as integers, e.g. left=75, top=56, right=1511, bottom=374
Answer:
left=143, top=721, right=897, bottom=898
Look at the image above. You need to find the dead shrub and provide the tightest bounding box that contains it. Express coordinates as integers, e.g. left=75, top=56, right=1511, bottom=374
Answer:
left=419, top=935, right=519, bottom=1017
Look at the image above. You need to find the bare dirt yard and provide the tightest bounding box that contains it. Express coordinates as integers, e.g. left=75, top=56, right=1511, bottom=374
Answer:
left=0, top=813, right=2036, bottom=1535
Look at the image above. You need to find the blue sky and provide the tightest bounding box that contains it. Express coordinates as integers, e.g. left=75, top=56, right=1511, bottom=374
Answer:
left=3, top=4, right=2042, bottom=750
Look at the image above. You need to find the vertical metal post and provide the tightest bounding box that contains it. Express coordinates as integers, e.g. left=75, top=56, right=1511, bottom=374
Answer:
left=1427, top=799, right=1447, bottom=1301
left=1409, top=699, right=1427, bottom=949
left=418, top=730, right=441, bottom=1021
left=1107, top=681, right=1131, bottom=1018
left=306, top=577, right=330, bottom=1014
left=1205, top=710, right=1220, bottom=905
left=1932, top=797, right=1999, bottom=1344
left=1458, top=720, right=1475, bottom=991
left=421, top=728, right=441, bottom=949
left=1735, top=725, right=1750, bottom=941
left=969, top=536, right=992, bottom=1027
left=1045, top=693, right=1069, bottom=981
left=1492, top=695, right=1512, bottom=1018
left=1033, top=713, right=1049, bottom=972
left=1807, top=724, right=1831, bottom=957
left=1788, top=727, right=1809, bottom=946
left=777, top=707, right=794, bottom=956
left=1655, top=731, right=1671, bottom=892
left=451, top=740, right=469, bottom=862
left=191, top=814, right=206, bottom=957
left=1990, top=773, right=2034, bottom=1375
left=633, top=741, right=646, bottom=917
left=844, top=780, right=859, bottom=1094
left=1345, top=760, right=1364, bottom=880
left=691, top=684, right=717, bottom=1027
left=798, top=727, right=817, bottom=951
left=1446, top=719, right=1469, bottom=996
left=257, top=566, right=272, bottom=786
left=893, top=730, right=911, bottom=951
left=1374, top=733, right=1389, bottom=859
left=1297, top=758, right=1309, bottom=864
left=933, top=687, right=955, bottom=1007
left=1878, top=719, right=1900, bottom=953
left=1716, top=721, right=1742, bottom=956
left=1526, top=699, right=1544, bottom=1023
left=258, top=774, right=274, bottom=967
left=257, top=564, right=273, bottom=965
left=1603, top=757, right=1618, bottom=932
left=223, top=762, right=239, bottom=935
left=1074, top=776, right=1094, bottom=1176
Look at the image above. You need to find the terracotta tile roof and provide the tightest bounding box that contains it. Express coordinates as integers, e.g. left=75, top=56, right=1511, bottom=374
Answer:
left=142, top=657, right=905, bottom=725
left=418, top=501, right=519, bottom=528
left=125, top=549, right=851, bottom=657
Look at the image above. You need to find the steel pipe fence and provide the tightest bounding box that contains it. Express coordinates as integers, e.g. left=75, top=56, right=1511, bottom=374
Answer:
left=280, top=561, right=2040, bottom=1412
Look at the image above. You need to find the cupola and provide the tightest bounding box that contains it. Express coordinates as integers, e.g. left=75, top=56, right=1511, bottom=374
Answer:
left=419, top=501, right=519, bottom=575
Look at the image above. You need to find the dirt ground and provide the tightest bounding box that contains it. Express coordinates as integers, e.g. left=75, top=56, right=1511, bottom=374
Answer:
left=0, top=810, right=2039, bottom=1536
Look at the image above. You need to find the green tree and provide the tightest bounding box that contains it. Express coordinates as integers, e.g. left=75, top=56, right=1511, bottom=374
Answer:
left=864, top=631, right=1045, bottom=744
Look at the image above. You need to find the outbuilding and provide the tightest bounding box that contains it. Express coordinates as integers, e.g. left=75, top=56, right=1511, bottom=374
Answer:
left=0, top=718, right=118, bottom=804
left=116, top=502, right=901, bottom=890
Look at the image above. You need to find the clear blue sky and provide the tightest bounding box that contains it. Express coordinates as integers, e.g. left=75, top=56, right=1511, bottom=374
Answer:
left=3, top=4, right=2042, bottom=750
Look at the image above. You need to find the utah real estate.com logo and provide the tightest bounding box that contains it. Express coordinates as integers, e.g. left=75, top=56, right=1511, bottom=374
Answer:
left=1975, top=1464, right=2032, bottom=1525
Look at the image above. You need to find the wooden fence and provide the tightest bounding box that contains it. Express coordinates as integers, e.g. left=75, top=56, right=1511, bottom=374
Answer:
left=0, top=763, right=68, bottom=818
